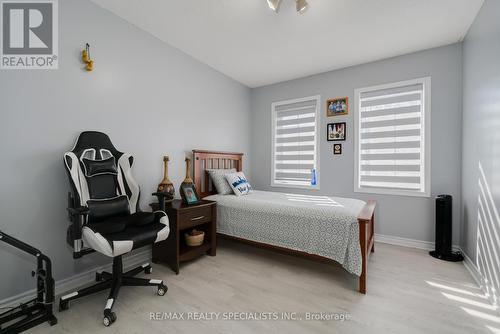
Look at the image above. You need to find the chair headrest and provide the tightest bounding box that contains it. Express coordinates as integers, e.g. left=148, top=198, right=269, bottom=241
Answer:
left=70, top=131, right=123, bottom=161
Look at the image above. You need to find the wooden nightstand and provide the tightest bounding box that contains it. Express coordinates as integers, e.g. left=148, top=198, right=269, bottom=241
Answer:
left=151, top=199, right=216, bottom=274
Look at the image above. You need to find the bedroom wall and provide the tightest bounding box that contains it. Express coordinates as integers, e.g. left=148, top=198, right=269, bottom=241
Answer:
left=461, top=0, right=500, bottom=301
left=250, top=44, right=463, bottom=245
left=0, top=0, right=251, bottom=300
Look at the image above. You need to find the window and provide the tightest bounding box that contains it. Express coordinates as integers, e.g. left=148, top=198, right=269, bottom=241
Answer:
left=354, top=77, right=431, bottom=197
left=271, top=95, right=320, bottom=189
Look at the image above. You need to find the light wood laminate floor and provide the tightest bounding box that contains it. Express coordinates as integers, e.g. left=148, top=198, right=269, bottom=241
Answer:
left=30, top=240, right=499, bottom=334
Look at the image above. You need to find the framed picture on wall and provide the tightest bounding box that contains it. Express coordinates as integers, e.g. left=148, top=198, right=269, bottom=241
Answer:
left=327, top=122, right=346, bottom=141
left=326, top=97, right=348, bottom=116
left=333, top=144, right=342, bottom=155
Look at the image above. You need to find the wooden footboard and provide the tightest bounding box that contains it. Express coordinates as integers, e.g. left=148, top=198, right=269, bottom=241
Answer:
left=357, top=200, right=376, bottom=294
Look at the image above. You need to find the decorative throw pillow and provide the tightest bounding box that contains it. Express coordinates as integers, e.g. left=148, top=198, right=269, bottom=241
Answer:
left=225, top=172, right=252, bottom=196
left=207, top=169, right=236, bottom=195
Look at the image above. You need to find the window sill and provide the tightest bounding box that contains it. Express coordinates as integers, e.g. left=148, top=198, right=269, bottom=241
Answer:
left=271, top=182, right=320, bottom=190
left=354, top=187, right=430, bottom=198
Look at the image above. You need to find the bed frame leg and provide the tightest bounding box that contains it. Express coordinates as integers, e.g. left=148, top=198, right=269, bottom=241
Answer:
left=371, top=215, right=375, bottom=253
left=357, top=200, right=376, bottom=295
left=359, top=220, right=367, bottom=294
left=359, top=272, right=366, bottom=294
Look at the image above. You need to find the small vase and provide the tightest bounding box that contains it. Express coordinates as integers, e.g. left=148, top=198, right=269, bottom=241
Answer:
left=182, top=157, right=194, bottom=185
left=157, top=156, right=175, bottom=200
left=180, top=158, right=197, bottom=204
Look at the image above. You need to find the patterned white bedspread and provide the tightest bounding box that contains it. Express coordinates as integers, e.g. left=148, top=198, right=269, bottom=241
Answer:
left=204, top=190, right=366, bottom=276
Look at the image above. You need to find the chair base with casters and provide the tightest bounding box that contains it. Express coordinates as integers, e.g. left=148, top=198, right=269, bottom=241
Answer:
left=62, top=131, right=171, bottom=327
left=59, top=256, right=167, bottom=326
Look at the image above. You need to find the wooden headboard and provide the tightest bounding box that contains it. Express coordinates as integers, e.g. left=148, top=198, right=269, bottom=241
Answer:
left=192, top=150, right=243, bottom=198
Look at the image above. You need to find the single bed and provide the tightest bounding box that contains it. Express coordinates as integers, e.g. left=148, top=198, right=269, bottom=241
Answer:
left=192, top=150, right=376, bottom=294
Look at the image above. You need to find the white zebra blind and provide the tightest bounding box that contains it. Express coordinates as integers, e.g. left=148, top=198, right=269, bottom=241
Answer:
left=355, top=78, right=431, bottom=197
left=272, top=95, right=320, bottom=188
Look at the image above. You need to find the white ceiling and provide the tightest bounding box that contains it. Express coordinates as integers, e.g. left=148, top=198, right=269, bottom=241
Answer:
left=91, top=0, right=484, bottom=88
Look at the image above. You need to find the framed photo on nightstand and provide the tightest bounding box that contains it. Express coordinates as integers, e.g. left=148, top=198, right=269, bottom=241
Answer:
left=180, top=183, right=201, bottom=205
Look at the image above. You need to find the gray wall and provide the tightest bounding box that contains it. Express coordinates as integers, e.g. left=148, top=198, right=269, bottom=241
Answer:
left=0, top=0, right=251, bottom=300
left=250, top=44, right=463, bottom=244
left=461, top=0, right=500, bottom=297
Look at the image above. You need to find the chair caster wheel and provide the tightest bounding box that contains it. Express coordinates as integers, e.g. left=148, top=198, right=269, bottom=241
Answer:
left=145, top=266, right=152, bottom=274
left=103, top=312, right=117, bottom=327
left=157, top=284, right=167, bottom=296
left=59, top=300, right=69, bottom=312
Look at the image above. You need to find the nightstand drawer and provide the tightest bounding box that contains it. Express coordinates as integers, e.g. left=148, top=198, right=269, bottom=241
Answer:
left=178, top=205, right=212, bottom=229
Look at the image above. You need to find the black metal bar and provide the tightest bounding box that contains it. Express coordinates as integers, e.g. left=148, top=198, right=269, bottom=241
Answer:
left=0, top=231, right=41, bottom=257
left=122, top=277, right=160, bottom=287
left=1, top=306, right=54, bottom=334
left=0, top=299, right=38, bottom=324
left=0, top=230, right=57, bottom=332
left=123, top=264, right=147, bottom=277
left=61, top=280, right=112, bottom=303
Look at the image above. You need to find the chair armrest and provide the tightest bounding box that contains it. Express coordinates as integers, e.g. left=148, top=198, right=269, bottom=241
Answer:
left=66, top=206, right=90, bottom=258
left=152, top=192, right=171, bottom=211
left=67, top=206, right=90, bottom=216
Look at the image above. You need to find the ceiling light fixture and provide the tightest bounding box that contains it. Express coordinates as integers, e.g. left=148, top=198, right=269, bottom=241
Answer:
left=296, top=0, right=309, bottom=14
left=267, top=0, right=282, bottom=12
left=267, top=0, right=309, bottom=14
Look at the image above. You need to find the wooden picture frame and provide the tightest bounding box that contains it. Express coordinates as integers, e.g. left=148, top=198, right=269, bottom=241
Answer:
left=180, top=183, right=201, bottom=205
left=327, top=122, right=346, bottom=141
left=326, top=97, right=348, bottom=116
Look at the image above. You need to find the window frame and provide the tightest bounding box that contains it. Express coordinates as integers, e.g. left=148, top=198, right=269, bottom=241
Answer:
left=271, top=95, right=321, bottom=190
left=354, top=77, right=431, bottom=197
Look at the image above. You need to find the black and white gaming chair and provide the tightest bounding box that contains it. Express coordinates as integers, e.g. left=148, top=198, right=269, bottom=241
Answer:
left=60, top=131, right=170, bottom=327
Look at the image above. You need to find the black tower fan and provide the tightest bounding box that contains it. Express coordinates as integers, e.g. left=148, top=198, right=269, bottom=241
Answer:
left=429, top=195, right=464, bottom=262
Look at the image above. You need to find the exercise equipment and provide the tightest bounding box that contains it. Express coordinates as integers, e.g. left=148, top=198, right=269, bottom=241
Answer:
left=0, top=231, right=57, bottom=333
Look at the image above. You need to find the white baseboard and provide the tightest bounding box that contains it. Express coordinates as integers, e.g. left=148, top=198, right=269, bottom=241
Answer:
left=460, top=249, right=499, bottom=311
left=0, top=249, right=151, bottom=308
left=461, top=251, right=482, bottom=287
left=374, top=233, right=460, bottom=252
left=375, top=234, right=498, bottom=313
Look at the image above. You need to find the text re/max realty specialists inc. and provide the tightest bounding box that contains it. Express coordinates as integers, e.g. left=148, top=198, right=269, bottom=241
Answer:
left=150, top=312, right=351, bottom=322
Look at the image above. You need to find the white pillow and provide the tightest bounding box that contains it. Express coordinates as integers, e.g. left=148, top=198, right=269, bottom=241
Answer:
left=207, top=169, right=236, bottom=195
left=225, top=172, right=252, bottom=196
